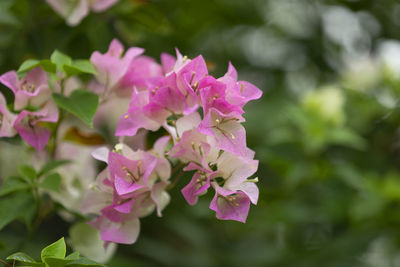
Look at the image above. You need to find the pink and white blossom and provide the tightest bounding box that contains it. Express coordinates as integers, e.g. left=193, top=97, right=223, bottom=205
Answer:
left=0, top=67, right=51, bottom=111
left=46, top=0, right=120, bottom=26
left=0, top=92, right=17, bottom=137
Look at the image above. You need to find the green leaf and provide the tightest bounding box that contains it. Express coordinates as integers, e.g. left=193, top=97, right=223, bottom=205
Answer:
left=0, top=176, right=30, bottom=196
left=39, top=60, right=57, bottom=73
left=65, top=252, right=80, bottom=261
left=0, top=191, right=35, bottom=230
left=18, top=165, right=37, bottom=182
left=44, top=257, right=70, bottom=267
left=52, top=90, right=99, bottom=127
left=17, top=59, right=56, bottom=77
left=65, top=258, right=106, bottom=267
left=64, top=60, right=97, bottom=76
left=17, top=59, right=40, bottom=73
left=39, top=173, right=62, bottom=193
left=7, top=252, right=36, bottom=263
left=41, top=237, right=66, bottom=262
left=51, top=50, right=72, bottom=72
left=6, top=252, right=44, bottom=266
left=38, top=160, right=71, bottom=177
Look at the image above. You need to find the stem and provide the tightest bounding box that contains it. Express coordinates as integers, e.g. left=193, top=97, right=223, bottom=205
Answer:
left=0, top=259, right=11, bottom=267
left=50, top=79, right=65, bottom=158
left=50, top=109, right=64, bottom=158
left=171, top=162, right=185, bottom=175
left=167, top=170, right=185, bottom=191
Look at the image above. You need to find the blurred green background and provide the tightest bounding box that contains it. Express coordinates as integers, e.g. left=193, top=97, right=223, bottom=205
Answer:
left=2, top=0, right=400, bottom=266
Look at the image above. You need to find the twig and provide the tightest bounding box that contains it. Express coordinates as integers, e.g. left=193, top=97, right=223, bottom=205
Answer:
left=0, top=258, right=11, bottom=267
left=167, top=170, right=185, bottom=191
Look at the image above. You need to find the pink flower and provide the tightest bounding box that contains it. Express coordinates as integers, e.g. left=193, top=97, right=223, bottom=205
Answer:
left=207, top=152, right=259, bottom=222
left=160, top=53, right=176, bottom=74
left=218, top=62, right=262, bottom=107
left=198, top=108, right=247, bottom=157
left=108, top=151, right=157, bottom=196
left=209, top=183, right=251, bottom=223
left=116, top=88, right=161, bottom=136
left=13, top=102, right=59, bottom=151
left=216, top=151, right=259, bottom=205
left=119, top=56, right=163, bottom=91
left=0, top=92, right=17, bottom=138
left=90, top=39, right=144, bottom=98
left=169, top=129, right=211, bottom=165
left=175, top=55, right=208, bottom=114
left=181, top=162, right=218, bottom=205
left=89, top=215, right=140, bottom=245
left=83, top=142, right=172, bottom=245
left=0, top=67, right=51, bottom=111
left=81, top=168, right=114, bottom=215
left=47, top=0, right=119, bottom=26
left=116, top=74, right=196, bottom=137
left=198, top=75, right=244, bottom=117
left=143, top=73, right=187, bottom=121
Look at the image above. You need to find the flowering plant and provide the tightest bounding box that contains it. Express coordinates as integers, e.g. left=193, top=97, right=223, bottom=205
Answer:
left=0, top=39, right=261, bottom=251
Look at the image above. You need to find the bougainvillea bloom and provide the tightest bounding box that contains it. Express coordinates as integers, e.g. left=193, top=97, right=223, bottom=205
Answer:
left=83, top=142, right=171, bottom=244
left=0, top=92, right=17, bottom=137
left=47, top=0, right=119, bottom=26
left=0, top=67, right=51, bottom=110
left=90, top=39, right=144, bottom=98
left=0, top=38, right=262, bottom=246
left=14, top=102, right=59, bottom=151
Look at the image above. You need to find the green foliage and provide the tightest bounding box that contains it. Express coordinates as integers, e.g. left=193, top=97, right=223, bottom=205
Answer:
left=0, top=176, right=30, bottom=197
left=0, top=191, right=36, bottom=231
left=0, top=161, right=71, bottom=232
left=17, top=59, right=57, bottom=77
left=17, top=51, right=96, bottom=81
left=52, top=90, right=99, bottom=128
left=7, top=252, right=44, bottom=266
left=6, top=238, right=105, bottom=267
left=50, top=50, right=73, bottom=72
left=38, top=160, right=71, bottom=177
left=39, top=173, right=62, bottom=193
left=64, top=60, right=97, bottom=77
left=41, top=237, right=66, bottom=262
left=18, top=165, right=37, bottom=183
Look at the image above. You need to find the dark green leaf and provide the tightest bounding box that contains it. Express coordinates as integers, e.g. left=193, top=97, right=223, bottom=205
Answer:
left=65, top=252, right=80, bottom=261
left=64, top=60, right=97, bottom=76
left=44, top=257, right=70, bottom=267
left=65, top=258, right=106, bottom=267
left=52, top=90, right=99, bottom=128
left=18, top=165, right=37, bottom=182
left=51, top=50, right=72, bottom=72
left=39, top=59, right=57, bottom=73
left=39, top=173, right=62, bottom=193
left=6, top=252, right=44, bottom=266
left=17, top=59, right=40, bottom=73
left=41, top=237, right=66, bottom=262
left=17, top=59, right=56, bottom=78
left=0, top=176, right=30, bottom=196
left=0, top=191, right=35, bottom=230
left=38, top=160, right=71, bottom=177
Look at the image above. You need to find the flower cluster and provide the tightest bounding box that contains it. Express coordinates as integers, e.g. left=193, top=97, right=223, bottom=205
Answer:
left=0, top=38, right=261, bottom=246
left=0, top=67, right=58, bottom=151
left=81, top=39, right=262, bottom=244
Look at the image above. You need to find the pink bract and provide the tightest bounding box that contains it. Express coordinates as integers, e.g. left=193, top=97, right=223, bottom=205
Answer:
left=13, top=102, right=59, bottom=151
left=0, top=67, right=51, bottom=111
